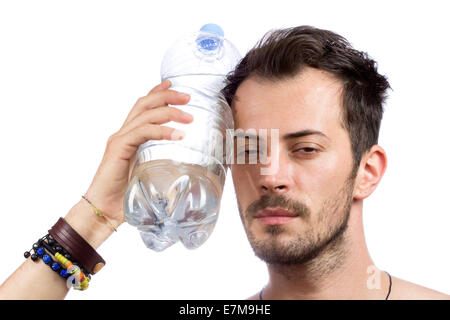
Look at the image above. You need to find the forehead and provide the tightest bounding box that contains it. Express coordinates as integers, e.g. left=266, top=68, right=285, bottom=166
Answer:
left=232, top=68, right=345, bottom=136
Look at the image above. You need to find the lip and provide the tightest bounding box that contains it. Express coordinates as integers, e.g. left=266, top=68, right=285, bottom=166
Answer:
left=254, top=208, right=298, bottom=225
left=254, top=208, right=298, bottom=218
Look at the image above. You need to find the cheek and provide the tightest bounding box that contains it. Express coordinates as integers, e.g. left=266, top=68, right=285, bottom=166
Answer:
left=295, top=152, right=351, bottom=211
left=310, top=155, right=343, bottom=187
left=231, top=165, right=258, bottom=190
left=230, top=165, right=241, bottom=185
left=231, top=166, right=247, bottom=199
left=231, top=165, right=261, bottom=215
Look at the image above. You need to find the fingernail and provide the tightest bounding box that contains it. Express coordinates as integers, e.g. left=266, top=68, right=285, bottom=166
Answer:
left=171, top=129, right=186, bottom=140
left=182, top=111, right=193, bottom=119
left=178, top=92, right=190, bottom=99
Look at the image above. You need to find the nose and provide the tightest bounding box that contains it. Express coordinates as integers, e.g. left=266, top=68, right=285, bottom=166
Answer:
left=260, top=182, right=288, bottom=194
left=258, top=149, right=292, bottom=195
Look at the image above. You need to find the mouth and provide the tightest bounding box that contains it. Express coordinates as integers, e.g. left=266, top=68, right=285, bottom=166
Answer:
left=254, top=208, right=298, bottom=225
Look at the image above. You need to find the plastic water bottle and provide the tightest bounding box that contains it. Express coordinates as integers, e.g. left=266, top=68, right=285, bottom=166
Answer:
left=123, top=24, right=241, bottom=251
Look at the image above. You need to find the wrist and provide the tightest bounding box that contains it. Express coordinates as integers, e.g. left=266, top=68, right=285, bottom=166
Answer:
left=64, top=199, right=114, bottom=250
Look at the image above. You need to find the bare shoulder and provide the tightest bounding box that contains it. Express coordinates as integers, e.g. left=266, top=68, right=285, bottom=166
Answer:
left=390, top=275, right=450, bottom=300
left=246, top=292, right=260, bottom=300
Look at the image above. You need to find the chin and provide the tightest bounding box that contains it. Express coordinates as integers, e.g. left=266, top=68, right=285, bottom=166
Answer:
left=249, top=225, right=296, bottom=243
left=252, top=218, right=303, bottom=234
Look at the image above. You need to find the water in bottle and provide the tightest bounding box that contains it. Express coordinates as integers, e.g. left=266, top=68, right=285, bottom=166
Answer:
left=124, top=24, right=241, bottom=251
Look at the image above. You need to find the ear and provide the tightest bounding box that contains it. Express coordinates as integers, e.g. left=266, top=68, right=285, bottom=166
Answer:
left=353, top=145, right=387, bottom=200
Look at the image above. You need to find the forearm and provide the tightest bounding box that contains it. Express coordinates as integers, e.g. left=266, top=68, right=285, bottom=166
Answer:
left=0, top=81, right=178, bottom=299
left=0, top=199, right=114, bottom=299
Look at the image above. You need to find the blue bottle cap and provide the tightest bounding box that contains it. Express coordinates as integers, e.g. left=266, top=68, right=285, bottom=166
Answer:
left=200, top=23, right=224, bottom=37
left=197, top=23, right=224, bottom=51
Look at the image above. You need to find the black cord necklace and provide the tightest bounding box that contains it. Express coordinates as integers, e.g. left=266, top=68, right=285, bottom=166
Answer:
left=385, top=271, right=392, bottom=300
left=259, top=271, right=392, bottom=300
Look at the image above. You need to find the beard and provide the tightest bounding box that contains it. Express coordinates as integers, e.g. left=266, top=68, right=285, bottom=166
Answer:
left=239, top=176, right=355, bottom=266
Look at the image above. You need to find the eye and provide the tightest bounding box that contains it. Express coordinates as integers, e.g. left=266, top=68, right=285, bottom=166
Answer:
left=234, top=148, right=259, bottom=164
left=237, top=149, right=257, bottom=156
left=292, top=147, right=320, bottom=158
left=297, top=147, right=317, bottom=153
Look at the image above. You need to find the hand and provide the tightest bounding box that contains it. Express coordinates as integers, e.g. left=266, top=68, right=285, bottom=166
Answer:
left=83, top=80, right=193, bottom=227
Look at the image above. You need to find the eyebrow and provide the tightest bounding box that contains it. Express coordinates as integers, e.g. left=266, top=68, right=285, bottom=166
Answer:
left=282, top=129, right=330, bottom=141
left=233, top=129, right=329, bottom=142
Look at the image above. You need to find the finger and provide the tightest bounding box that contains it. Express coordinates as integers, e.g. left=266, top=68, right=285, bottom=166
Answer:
left=128, top=153, right=137, bottom=180
left=113, top=125, right=185, bottom=161
left=120, top=106, right=193, bottom=136
left=122, top=90, right=190, bottom=128
left=147, top=79, right=171, bottom=95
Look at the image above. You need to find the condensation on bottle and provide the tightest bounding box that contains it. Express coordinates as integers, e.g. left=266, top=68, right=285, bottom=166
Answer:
left=123, top=24, right=241, bottom=251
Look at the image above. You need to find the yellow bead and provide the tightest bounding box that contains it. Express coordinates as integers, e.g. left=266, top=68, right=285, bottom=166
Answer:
left=55, top=254, right=62, bottom=264
left=80, top=278, right=89, bottom=289
left=55, top=253, right=70, bottom=267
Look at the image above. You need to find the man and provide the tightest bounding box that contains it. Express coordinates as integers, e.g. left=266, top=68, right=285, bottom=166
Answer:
left=0, top=26, right=448, bottom=299
left=221, top=26, right=449, bottom=299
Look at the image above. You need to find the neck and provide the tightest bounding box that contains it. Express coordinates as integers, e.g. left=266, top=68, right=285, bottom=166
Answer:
left=262, top=200, right=388, bottom=300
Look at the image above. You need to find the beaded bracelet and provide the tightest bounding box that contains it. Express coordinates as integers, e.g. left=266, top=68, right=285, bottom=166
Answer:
left=24, top=235, right=91, bottom=290
left=26, top=235, right=91, bottom=290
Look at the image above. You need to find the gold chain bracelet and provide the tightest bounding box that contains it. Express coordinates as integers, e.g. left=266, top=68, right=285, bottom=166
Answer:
left=81, top=195, right=117, bottom=232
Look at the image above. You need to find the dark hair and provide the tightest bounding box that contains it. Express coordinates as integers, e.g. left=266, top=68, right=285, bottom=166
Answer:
left=222, top=26, right=391, bottom=170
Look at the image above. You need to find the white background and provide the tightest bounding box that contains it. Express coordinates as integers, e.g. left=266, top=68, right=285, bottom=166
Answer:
left=0, top=0, right=449, bottom=299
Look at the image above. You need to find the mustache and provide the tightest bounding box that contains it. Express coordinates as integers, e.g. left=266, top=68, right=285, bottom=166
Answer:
left=245, top=194, right=310, bottom=220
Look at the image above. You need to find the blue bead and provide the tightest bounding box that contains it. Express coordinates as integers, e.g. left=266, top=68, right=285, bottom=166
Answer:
left=60, top=269, right=68, bottom=278
left=36, top=247, right=44, bottom=257
left=42, top=254, right=51, bottom=264
left=51, top=263, right=60, bottom=271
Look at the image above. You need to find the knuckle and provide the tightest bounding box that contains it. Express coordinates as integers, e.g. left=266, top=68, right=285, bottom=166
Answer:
left=166, top=89, right=179, bottom=100
left=153, top=106, right=174, bottom=119
left=171, top=107, right=181, bottom=114
left=106, top=134, right=119, bottom=152
left=167, top=108, right=181, bottom=121
left=136, top=96, right=146, bottom=106
left=154, top=125, right=164, bottom=138
left=107, top=134, right=117, bottom=145
left=167, top=107, right=181, bottom=117
left=165, top=107, right=177, bottom=117
left=156, top=125, right=169, bottom=139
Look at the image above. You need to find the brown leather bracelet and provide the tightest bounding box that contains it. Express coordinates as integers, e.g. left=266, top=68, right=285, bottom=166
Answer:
left=49, top=217, right=105, bottom=275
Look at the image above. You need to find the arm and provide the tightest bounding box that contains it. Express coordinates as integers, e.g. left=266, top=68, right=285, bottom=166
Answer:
left=0, top=80, right=192, bottom=299
left=0, top=199, right=114, bottom=300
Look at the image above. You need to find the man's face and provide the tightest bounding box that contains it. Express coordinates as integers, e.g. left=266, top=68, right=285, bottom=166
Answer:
left=230, top=67, right=357, bottom=265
